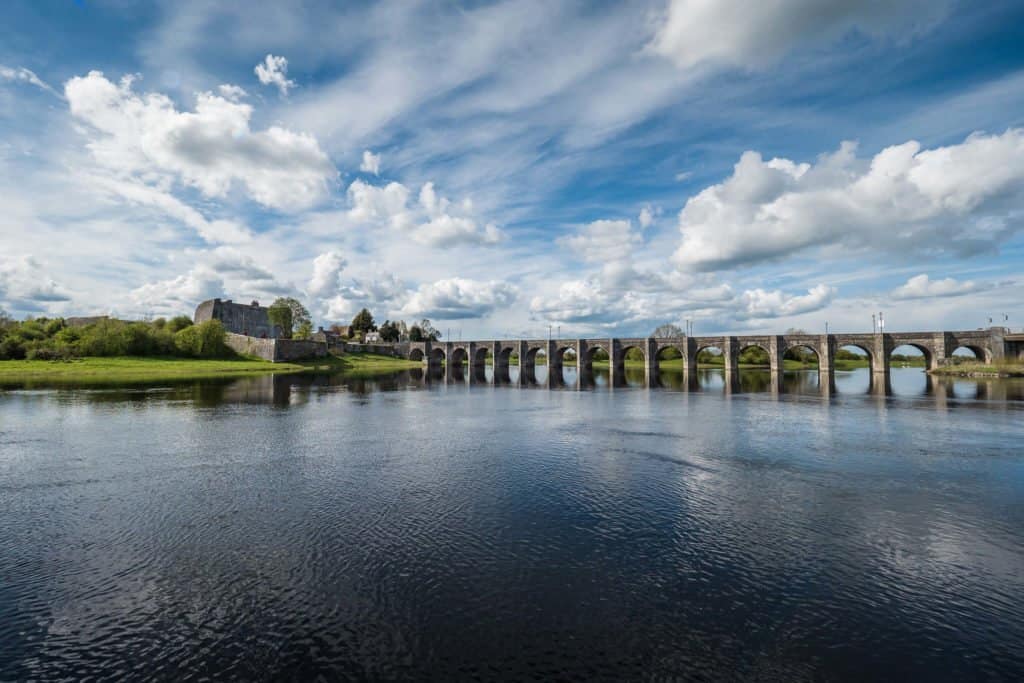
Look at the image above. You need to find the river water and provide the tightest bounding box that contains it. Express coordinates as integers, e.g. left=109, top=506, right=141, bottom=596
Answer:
left=2, top=367, right=1023, bottom=680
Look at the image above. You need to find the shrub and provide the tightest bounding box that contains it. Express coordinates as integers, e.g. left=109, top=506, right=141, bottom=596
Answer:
left=174, top=320, right=228, bottom=358
left=26, top=346, right=75, bottom=361
left=167, top=315, right=194, bottom=333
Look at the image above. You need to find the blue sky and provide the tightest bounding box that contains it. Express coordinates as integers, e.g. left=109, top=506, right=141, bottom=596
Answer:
left=2, top=0, right=1023, bottom=338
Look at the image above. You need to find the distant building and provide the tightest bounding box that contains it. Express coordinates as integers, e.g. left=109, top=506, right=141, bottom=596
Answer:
left=194, top=298, right=282, bottom=338
left=364, top=331, right=382, bottom=343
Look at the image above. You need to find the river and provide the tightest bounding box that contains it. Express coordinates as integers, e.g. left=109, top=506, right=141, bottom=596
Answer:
left=2, top=367, right=1023, bottom=680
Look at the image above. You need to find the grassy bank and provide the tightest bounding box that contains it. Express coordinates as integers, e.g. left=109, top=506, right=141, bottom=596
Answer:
left=929, top=362, right=1024, bottom=377
left=0, top=352, right=422, bottom=386
left=329, top=353, right=423, bottom=376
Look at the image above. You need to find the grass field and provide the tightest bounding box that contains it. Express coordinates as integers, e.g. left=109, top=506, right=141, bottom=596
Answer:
left=0, top=353, right=422, bottom=386
left=929, top=362, right=1024, bottom=377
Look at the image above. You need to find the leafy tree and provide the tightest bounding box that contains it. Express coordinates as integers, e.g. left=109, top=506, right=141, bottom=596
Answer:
left=397, top=320, right=408, bottom=341
left=351, top=308, right=377, bottom=336
left=739, top=346, right=769, bottom=365
left=174, top=320, right=228, bottom=357
left=294, top=321, right=314, bottom=340
left=625, top=347, right=645, bottom=361
left=167, top=315, right=194, bottom=333
left=378, top=320, right=400, bottom=342
left=652, top=323, right=684, bottom=338
left=408, top=325, right=424, bottom=342
left=418, top=319, right=441, bottom=341
left=268, top=297, right=311, bottom=339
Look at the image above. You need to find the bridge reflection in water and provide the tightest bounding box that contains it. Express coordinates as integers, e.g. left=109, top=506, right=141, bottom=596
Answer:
left=406, top=361, right=1024, bottom=402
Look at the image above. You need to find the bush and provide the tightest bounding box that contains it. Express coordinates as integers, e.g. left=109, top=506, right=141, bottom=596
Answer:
left=0, top=337, right=26, bottom=360
left=26, top=346, right=75, bottom=361
left=174, top=320, right=228, bottom=358
left=167, top=315, right=194, bottom=333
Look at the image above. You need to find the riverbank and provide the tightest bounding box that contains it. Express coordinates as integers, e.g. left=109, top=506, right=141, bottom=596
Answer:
left=929, top=362, right=1024, bottom=378
left=0, top=353, right=421, bottom=386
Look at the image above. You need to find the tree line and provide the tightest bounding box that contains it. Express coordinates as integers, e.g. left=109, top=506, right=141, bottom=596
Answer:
left=328, top=307, right=442, bottom=343
left=0, top=310, right=231, bottom=361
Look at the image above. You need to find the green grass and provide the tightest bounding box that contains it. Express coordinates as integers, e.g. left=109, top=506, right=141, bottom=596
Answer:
left=929, top=361, right=1024, bottom=377
left=329, top=353, right=423, bottom=376
left=0, top=352, right=422, bottom=387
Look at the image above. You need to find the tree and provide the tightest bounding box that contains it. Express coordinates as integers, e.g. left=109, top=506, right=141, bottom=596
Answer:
left=167, top=315, right=194, bottom=333
left=408, top=324, right=424, bottom=342
left=378, top=320, right=400, bottom=342
left=397, top=320, right=408, bottom=341
left=294, top=321, right=313, bottom=340
left=351, top=308, right=377, bottom=337
left=652, top=323, right=684, bottom=338
left=418, top=319, right=441, bottom=341
left=268, top=297, right=311, bottom=339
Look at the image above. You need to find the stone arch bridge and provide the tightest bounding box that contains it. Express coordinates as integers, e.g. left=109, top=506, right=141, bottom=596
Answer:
left=400, top=328, right=1013, bottom=389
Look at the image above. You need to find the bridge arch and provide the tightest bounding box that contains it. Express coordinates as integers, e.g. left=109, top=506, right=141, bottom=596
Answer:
left=950, top=344, right=989, bottom=363
left=409, top=347, right=425, bottom=363
left=450, top=347, right=469, bottom=367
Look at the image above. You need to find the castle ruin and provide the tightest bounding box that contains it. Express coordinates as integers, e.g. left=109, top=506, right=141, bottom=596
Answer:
left=193, top=299, right=282, bottom=338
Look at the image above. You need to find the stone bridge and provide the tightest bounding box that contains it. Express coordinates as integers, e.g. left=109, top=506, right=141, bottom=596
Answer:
left=403, top=328, right=1011, bottom=389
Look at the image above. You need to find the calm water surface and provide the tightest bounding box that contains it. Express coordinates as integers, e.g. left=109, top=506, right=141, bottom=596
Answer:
left=2, top=367, right=1023, bottom=680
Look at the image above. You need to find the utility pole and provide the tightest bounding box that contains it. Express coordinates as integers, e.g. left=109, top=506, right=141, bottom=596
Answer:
left=825, top=321, right=829, bottom=335
left=879, top=312, right=884, bottom=332
left=872, top=314, right=876, bottom=333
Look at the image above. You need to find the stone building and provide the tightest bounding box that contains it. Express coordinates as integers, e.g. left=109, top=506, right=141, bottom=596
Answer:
left=193, top=298, right=282, bottom=338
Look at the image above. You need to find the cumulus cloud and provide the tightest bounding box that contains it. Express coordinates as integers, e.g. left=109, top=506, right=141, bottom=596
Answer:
left=559, top=219, right=642, bottom=263
left=673, top=129, right=1024, bottom=271
left=217, top=84, right=247, bottom=101
left=0, top=256, right=72, bottom=311
left=0, top=65, right=61, bottom=97
left=346, top=179, right=504, bottom=247
left=638, top=205, right=659, bottom=228
left=890, top=274, right=986, bottom=300
left=130, top=267, right=225, bottom=314
left=401, top=278, right=517, bottom=319
left=254, top=54, right=296, bottom=96
left=530, top=275, right=835, bottom=331
left=360, top=149, right=381, bottom=175
left=307, top=251, right=347, bottom=298
left=648, top=0, right=949, bottom=70
left=65, top=71, right=335, bottom=214
left=739, top=284, right=836, bottom=319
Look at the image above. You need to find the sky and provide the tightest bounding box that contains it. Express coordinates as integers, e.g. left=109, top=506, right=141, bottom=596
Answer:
left=1, top=0, right=1023, bottom=339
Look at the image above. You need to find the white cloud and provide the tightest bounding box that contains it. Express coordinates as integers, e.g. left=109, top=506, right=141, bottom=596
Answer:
left=65, top=71, right=335, bottom=213
left=673, top=129, right=1024, bottom=271
left=347, top=179, right=413, bottom=230
left=739, top=284, right=836, bottom=319
left=638, top=206, right=655, bottom=228
left=85, top=172, right=251, bottom=243
left=0, top=256, right=72, bottom=311
left=307, top=250, right=347, bottom=298
left=130, top=267, right=225, bottom=314
left=559, top=219, right=641, bottom=263
left=0, top=65, right=61, bottom=97
left=346, top=179, right=504, bottom=247
left=648, top=0, right=949, bottom=70
left=254, top=54, right=296, bottom=96
left=360, top=149, right=381, bottom=175
left=890, top=274, right=986, bottom=300
left=401, top=278, right=517, bottom=319
left=217, top=84, right=247, bottom=101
